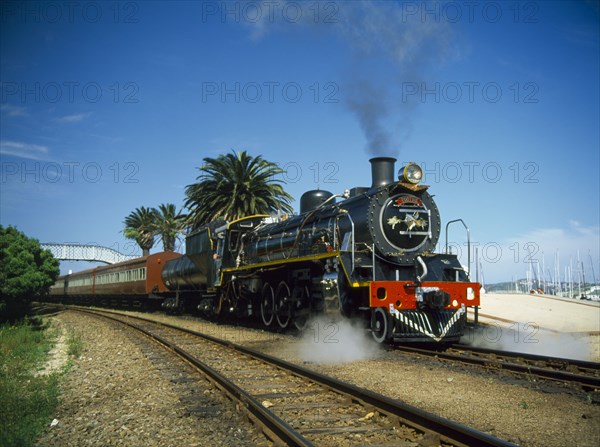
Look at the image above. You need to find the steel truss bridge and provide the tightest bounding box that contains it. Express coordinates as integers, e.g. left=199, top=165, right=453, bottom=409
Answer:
left=41, top=243, right=138, bottom=264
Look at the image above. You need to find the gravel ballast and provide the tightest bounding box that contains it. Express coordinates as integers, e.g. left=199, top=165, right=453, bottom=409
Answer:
left=36, top=311, right=267, bottom=447
left=38, top=309, right=600, bottom=447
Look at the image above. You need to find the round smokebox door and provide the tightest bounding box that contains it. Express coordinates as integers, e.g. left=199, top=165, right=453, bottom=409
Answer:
left=370, top=190, right=440, bottom=263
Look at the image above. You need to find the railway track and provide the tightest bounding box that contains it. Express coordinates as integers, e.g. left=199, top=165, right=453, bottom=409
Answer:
left=393, top=344, right=600, bottom=393
left=73, top=308, right=517, bottom=447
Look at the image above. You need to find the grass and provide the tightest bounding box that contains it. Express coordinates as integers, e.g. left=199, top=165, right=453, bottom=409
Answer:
left=519, top=400, right=529, bottom=410
left=66, top=328, right=84, bottom=358
left=0, top=318, right=61, bottom=447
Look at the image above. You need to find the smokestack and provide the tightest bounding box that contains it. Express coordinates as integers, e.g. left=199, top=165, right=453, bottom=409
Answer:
left=370, top=157, right=396, bottom=188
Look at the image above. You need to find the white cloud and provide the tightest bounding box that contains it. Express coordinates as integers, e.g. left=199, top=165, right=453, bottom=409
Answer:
left=56, top=112, right=91, bottom=123
left=477, top=221, right=600, bottom=283
left=0, top=104, right=28, bottom=117
left=512, top=221, right=599, bottom=260
left=0, top=140, right=49, bottom=160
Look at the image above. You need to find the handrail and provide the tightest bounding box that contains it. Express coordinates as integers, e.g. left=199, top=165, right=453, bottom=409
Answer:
left=445, top=219, right=471, bottom=279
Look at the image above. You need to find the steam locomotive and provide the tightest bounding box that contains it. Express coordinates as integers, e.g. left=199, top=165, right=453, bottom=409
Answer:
left=162, top=157, right=480, bottom=343
left=50, top=157, right=480, bottom=343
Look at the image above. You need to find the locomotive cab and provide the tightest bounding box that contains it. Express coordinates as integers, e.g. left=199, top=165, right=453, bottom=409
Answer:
left=217, top=215, right=272, bottom=270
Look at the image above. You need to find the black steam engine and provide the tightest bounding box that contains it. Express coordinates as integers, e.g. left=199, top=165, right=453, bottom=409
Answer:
left=162, top=157, right=480, bottom=343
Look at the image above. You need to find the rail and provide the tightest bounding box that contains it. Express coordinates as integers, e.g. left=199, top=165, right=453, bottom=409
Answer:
left=71, top=307, right=517, bottom=447
left=395, top=344, right=600, bottom=392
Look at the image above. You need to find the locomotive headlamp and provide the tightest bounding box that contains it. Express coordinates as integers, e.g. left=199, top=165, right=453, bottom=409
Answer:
left=398, top=163, right=423, bottom=184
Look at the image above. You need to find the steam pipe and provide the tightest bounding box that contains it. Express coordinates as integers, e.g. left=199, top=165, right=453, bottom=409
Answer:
left=416, top=256, right=428, bottom=282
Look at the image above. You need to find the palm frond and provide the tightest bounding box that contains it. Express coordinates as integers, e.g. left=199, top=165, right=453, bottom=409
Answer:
left=184, top=150, right=294, bottom=229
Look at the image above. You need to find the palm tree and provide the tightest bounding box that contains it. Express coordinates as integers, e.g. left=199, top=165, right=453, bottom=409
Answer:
left=123, top=207, right=157, bottom=256
left=153, top=203, right=186, bottom=252
left=185, top=150, right=294, bottom=229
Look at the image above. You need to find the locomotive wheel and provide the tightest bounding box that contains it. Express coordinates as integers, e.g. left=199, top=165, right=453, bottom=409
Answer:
left=260, top=283, right=275, bottom=327
left=371, top=307, right=390, bottom=344
left=292, top=286, right=310, bottom=331
left=275, top=281, right=292, bottom=329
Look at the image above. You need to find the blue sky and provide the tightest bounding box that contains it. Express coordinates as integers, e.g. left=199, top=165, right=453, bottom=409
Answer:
left=1, top=0, right=598, bottom=284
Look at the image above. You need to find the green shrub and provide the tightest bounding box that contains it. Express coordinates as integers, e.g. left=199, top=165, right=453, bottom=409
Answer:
left=0, top=225, right=60, bottom=323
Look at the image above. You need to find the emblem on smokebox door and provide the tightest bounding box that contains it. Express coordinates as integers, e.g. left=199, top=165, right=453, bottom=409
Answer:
left=382, top=194, right=431, bottom=251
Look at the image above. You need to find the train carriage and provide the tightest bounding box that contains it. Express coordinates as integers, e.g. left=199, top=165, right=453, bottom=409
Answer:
left=50, top=252, right=181, bottom=307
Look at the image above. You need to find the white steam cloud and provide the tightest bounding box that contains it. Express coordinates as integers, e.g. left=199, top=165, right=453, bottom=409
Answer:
left=297, top=316, right=382, bottom=364
left=461, top=323, right=595, bottom=361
